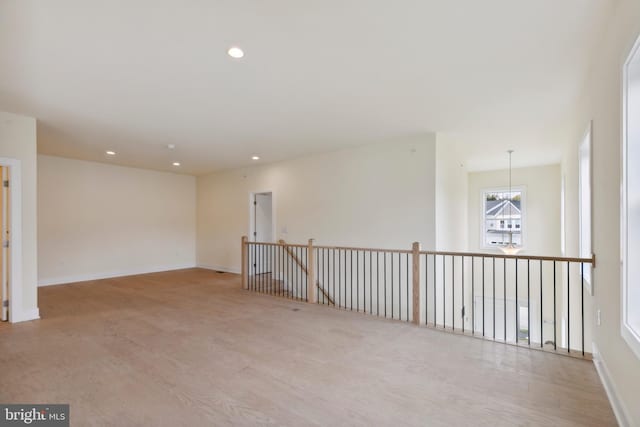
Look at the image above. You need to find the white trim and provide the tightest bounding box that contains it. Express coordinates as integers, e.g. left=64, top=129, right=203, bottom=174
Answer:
left=621, top=31, right=640, bottom=360
left=197, top=264, right=241, bottom=275
left=621, top=325, right=640, bottom=360
left=0, top=157, right=25, bottom=324
left=578, top=121, right=593, bottom=295
left=592, top=343, right=631, bottom=427
left=11, top=308, right=39, bottom=323
left=480, top=185, right=527, bottom=251
left=37, top=264, right=197, bottom=287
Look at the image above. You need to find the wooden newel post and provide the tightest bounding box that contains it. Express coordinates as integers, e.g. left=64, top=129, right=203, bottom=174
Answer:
left=307, top=239, right=317, bottom=303
left=241, top=236, right=248, bottom=290
left=412, top=242, right=421, bottom=325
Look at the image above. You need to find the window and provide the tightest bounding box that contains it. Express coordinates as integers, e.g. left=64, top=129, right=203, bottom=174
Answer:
left=622, top=33, right=640, bottom=359
left=482, top=188, right=524, bottom=248
left=579, top=123, right=592, bottom=292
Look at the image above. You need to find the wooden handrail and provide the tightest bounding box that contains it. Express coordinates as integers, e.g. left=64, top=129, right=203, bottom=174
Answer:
left=246, top=241, right=307, bottom=248
left=279, top=239, right=335, bottom=305
left=419, top=250, right=595, bottom=266
left=243, top=236, right=595, bottom=357
left=246, top=240, right=595, bottom=266
left=314, top=245, right=412, bottom=254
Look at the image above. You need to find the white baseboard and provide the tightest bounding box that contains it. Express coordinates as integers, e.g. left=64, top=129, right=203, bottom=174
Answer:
left=197, top=264, right=241, bottom=275
left=592, top=343, right=631, bottom=427
left=11, top=307, right=40, bottom=323
left=37, top=263, right=197, bottom=287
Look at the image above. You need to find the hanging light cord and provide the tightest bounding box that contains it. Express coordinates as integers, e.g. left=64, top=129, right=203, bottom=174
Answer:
left=508, top=150, right=513, bottom=246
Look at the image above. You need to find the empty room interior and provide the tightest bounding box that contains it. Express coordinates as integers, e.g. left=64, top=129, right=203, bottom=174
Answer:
left=1, top=1, right=640, bottom=426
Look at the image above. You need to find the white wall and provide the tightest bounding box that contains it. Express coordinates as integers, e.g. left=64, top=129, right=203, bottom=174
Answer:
left=468, top=164, right=561, bottom=256
left=197, top=136, right=437, bottom=273
left=466, top=164, right=564, bottom=346
left=38, top=155, right=196, bottom=285
left=560, top=1, right=640, bottom=424
left=435, top=134, right=468, bottom=251
left=0, top=111, right=38, bottom=322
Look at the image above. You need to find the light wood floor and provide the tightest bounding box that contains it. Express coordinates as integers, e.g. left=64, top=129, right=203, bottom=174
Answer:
left=0, top=268, right=616, bottom=426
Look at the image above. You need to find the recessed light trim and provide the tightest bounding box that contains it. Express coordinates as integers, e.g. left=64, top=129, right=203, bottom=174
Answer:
left=106, top=151, right=116, bottom=156
left=228, top=46, right=244, bottom=59
left=251, top=156, right=260, bottom=160
left=172, top=162, right=181, bottom=166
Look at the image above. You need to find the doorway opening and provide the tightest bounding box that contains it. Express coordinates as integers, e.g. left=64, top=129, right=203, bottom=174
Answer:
left=249, top=191, right=275, bottom=276
left=251, top=192, right=274, bottom=243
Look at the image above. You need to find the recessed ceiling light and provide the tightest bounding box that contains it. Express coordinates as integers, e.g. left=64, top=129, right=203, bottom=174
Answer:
left=167, top=144, right=176, bottom=150
left=228, top=46, right=244, bottom=59
left=251, top=156, right=260, bottom=160
left=172, top=162, right=181, bottom=166
left=106, top=151, right=116, bottom=156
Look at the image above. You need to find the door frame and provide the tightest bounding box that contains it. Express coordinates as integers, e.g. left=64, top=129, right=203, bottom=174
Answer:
left=248, top=190, right=276, bottom=243
left=0, top=157, right=22, bottom=323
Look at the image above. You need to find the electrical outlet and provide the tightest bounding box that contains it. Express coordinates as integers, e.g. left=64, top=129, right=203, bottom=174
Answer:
left=596, top=309, right=601, bottom=326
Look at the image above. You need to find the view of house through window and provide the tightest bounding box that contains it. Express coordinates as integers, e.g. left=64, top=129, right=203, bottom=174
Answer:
left=483, top=188, right=524, bottom=248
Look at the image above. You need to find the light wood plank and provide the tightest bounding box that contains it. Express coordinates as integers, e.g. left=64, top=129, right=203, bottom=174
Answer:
left=0, top=268, right=616, bottom=426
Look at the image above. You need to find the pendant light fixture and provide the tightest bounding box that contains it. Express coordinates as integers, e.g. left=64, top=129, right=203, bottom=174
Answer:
left=501, top=150, right=521, bottom=255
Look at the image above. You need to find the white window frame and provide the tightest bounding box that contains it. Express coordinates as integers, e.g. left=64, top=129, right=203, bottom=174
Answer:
left=579, top=122, right=593, bottom=295
left=480, top=186, right=526, bottom=251
left=621, top=32, right=640, bottom=360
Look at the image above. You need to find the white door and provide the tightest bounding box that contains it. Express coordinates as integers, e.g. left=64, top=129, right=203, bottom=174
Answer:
left=252, top=192, right=273, bottom=274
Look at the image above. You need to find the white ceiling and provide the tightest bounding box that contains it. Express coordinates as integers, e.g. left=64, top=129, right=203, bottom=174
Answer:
left=0, top=0, right=614, bottom=175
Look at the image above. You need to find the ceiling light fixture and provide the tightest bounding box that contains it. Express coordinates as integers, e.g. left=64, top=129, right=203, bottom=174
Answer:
left=167, top=144, right=176, bottom=150
left=172, top=162, right=181, bottom=166
left=228, top=46, right=244, bottom=59
left=106, top=151, right=116, bottom=156
left=251, top=156, right=260, bottom=160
